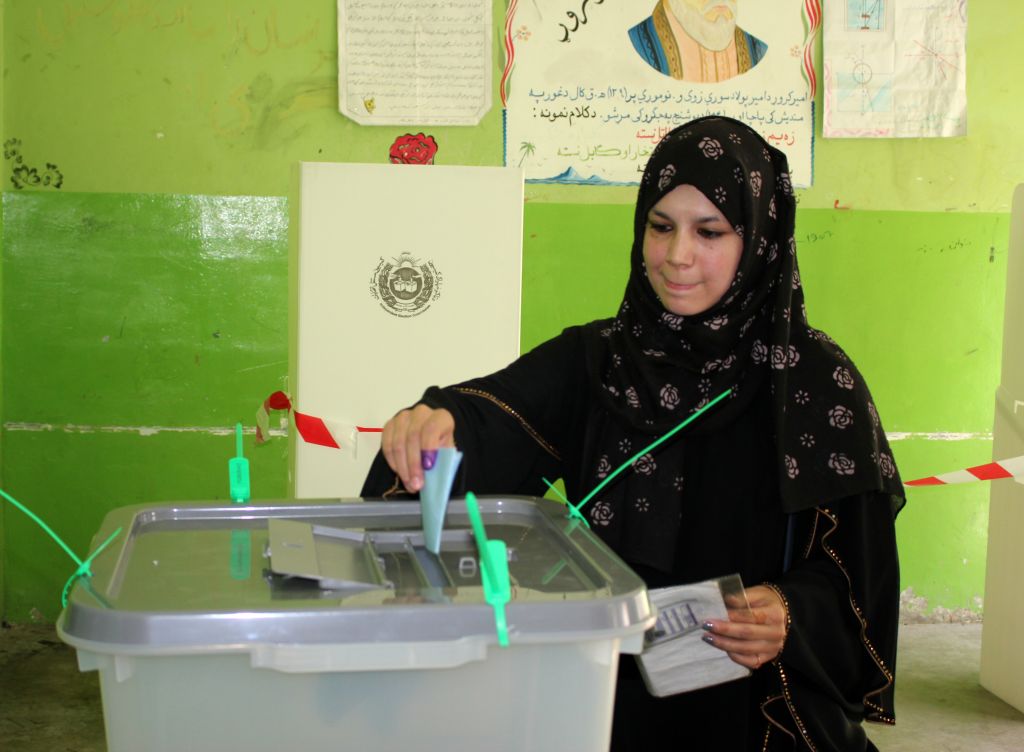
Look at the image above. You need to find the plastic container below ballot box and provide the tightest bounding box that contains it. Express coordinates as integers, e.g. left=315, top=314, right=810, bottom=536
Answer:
left=57, top=497, right=655, bottom=752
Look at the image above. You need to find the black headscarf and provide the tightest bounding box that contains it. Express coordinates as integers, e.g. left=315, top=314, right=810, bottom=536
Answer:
left=582, top=116, right=904, bottom=516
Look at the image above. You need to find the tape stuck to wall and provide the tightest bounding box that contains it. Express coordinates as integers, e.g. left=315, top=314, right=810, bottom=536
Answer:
left=255, top=391, right=382, bottom=454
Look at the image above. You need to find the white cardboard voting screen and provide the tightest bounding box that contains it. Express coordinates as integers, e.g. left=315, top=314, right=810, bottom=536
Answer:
left=980, top=184, right=1024, bottom=713
left=289, top=162, right=523, bottom=498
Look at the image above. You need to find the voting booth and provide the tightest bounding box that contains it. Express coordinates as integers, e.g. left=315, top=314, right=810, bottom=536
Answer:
left=57, top=498, right=655, bottom=752
left=289, top=162, right=524, bottom=497
left=979, top=184, right=1024, bottom=712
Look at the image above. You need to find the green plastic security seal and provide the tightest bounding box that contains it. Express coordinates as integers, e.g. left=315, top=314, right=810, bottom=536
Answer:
left=229, top=421, right=251, bottom=503
left=542, top=477, right=589, bottom=526
left=228, top=423, right=252, bottom=579
left=464, top=491, right=511, bottom=648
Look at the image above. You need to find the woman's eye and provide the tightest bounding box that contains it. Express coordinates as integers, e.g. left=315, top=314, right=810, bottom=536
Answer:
left=647, top=221, right=672, bottom=234
left=698, top=228, right=725, bottom=239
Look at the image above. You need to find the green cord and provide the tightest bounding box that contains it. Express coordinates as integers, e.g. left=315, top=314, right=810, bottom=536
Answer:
left=1, top=488, right=84, bottom=566
left=542, top=476, right=590, bottom=526
left=567, top=388, right=733, bottom=520
left=61, top=526, right=123, bottom=607
left=1, top=487, right=122, bottom=606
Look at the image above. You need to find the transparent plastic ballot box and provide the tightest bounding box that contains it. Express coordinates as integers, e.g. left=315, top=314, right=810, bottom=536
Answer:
left=57, top=496, right=655, bottom=752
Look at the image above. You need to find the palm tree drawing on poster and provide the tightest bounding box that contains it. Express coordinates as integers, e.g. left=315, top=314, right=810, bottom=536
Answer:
left=517, top=141, right=536, bottom=167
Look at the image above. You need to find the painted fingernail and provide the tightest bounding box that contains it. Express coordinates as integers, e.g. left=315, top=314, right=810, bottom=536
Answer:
left=702, top=622, right=714, bottom=631
left=701, top=634, right=714, bottom=645
left=421, top=449, right=437, bottom=470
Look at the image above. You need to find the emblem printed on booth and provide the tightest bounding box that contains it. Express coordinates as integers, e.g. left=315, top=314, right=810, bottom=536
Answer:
left=369, top=252, right=443, bottom=318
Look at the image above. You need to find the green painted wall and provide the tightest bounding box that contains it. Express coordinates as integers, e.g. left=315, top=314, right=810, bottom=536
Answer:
left=1, top=0, right=1022, bottom=621
left=4, top=1, right=1022, bottom=209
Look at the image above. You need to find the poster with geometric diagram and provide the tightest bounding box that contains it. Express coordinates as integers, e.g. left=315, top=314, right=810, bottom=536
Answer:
left=823, top=0, right=967, bottom=138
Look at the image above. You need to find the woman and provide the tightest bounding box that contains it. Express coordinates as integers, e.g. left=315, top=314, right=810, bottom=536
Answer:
left=362, top=116, right=904, bottom=750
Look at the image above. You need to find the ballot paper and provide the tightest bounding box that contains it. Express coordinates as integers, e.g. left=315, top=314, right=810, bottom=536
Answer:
left=420, top=448, right=463, bottom=555
left=636, top=575, right=752, bottom=697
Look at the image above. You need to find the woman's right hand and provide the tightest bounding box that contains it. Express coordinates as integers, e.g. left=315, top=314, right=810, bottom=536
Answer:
left=381, top=404, right=456, bottom=493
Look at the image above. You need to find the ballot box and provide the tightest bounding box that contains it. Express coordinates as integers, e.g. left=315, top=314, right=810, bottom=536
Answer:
left=980, top=184, right=1024, bottom=712
left=57, top=497, right=654, bottom=752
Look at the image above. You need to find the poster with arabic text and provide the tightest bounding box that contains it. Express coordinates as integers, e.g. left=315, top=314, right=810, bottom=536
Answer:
left=339, top=0, right=492, bottom=125
left=502, top=0, right=819, bottom=186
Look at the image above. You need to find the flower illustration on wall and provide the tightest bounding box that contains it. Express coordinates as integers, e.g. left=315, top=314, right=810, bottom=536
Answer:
left=3, top=138, right=63, bottom=190
left=388, top=133, right=439, bottom=165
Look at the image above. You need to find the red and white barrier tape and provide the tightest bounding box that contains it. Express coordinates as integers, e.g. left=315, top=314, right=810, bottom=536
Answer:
left=255, top=391, right=382, bottom=451
left=255, top=391, right=1022, bottom=485
left=905, top=455, right=1024, bottom=487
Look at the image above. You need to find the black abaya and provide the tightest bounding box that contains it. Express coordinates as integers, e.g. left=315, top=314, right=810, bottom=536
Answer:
left=361, top=325, right=900, bottom=750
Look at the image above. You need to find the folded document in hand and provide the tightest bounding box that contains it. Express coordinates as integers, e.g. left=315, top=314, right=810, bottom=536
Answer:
left=636, top=574, right=752, bottom=697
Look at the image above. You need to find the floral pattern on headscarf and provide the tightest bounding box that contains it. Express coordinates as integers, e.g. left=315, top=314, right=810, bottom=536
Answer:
left=583, top=116, right=903, bottom=514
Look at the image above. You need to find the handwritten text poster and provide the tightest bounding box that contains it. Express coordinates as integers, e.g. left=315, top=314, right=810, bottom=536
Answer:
left=339, top=0, right=492, bottom=125
left=823, top=0, right=967, bottom=138
left=503, top=1, right=817, bottom=186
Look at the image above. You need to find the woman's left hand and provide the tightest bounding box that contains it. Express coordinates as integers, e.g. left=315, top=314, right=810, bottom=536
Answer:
left=701, top=585, right=788, bottom=670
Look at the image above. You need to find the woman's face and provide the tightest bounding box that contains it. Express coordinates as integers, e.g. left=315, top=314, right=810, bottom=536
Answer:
left=642, top=184, right=744, bottom=316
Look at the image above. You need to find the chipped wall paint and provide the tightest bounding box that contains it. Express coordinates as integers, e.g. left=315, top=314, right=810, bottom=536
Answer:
left=888, top=433, right=994, bottom=442
left=901, top=587, right=985, bottom=625
left=4, top=422, right=287, bottom=438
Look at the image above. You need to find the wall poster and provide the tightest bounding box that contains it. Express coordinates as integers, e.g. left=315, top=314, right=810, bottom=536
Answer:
left=339, top=0, right=492, bottom=125
left=823, top=0, right=968, bottom=138
left=502, top=0, right=820, bottom=186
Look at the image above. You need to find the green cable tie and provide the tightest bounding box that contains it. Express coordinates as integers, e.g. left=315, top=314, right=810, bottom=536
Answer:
left=464, top=492, right=511, bottom=647
left=536, top=390, right=733, bottom=587
left=1, top=488, right=83, bottom=567
left=541, top=477, right=589, bottom=527
left=229, top=421, right=251, bottom=503
left=228, top=422, right=252, bottom=578
left=61, top=526, right=123, bottom=607
left=1, top=487, right=123, bottom=606
left=230, top=529, right=252, bottom=581
left=568, top=387, right=733, bottom=520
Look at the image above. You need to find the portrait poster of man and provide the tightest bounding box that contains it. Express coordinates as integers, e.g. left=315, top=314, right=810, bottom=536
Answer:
left=629, top=0, right=768, bottom=83
left=503, top=0, right=817, bottom=186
